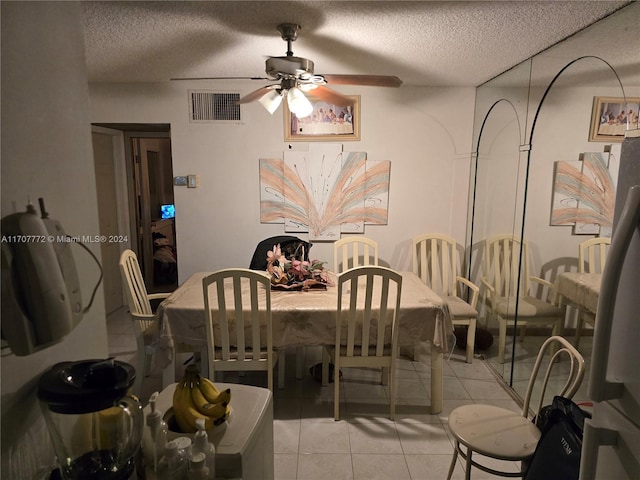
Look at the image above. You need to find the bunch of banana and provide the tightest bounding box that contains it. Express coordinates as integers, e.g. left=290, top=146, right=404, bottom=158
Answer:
left=172, top=365, right=232, bottom=433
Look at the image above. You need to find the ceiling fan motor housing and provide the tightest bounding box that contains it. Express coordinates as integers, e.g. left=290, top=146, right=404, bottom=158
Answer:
left=266, top=56, right=315, bottom=80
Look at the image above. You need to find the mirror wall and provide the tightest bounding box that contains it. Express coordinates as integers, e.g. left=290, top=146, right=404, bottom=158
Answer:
left=467, top=60, right=531, bottom=384
left=467, top=2, right=640, bottom=403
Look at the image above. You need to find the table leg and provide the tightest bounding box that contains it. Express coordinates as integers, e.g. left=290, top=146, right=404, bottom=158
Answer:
left=431, top=347, right=443, bottom=414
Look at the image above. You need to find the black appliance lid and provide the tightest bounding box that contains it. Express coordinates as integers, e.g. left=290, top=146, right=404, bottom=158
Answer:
left=37, top=358, right=136, bottom=414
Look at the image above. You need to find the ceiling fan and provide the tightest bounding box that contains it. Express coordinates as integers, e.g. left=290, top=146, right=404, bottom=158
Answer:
left=238, top=23, right=403, bottom=118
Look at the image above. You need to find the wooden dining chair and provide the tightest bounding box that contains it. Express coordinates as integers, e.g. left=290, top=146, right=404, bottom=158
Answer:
left=322, top=266, right=403, bottom=420
left=333, top=236, right=379, bottom=273
left=575, top=237, right=610, bottom=348
left=481, top=235, right=565, bottom=364
left=446, top=335, right=585, bottom=479
left=202, top=268, right=284, bottom=391
left=412, top=233, right=479, bottom=363
left=119, top=249, right=171, bottom=397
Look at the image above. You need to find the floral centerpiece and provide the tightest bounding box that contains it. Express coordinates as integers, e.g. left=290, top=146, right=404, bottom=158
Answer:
left=266, top=244, right=333, bottom=290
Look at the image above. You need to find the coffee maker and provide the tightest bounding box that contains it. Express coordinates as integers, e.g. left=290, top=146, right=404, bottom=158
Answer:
left=37, top=359, right=143, bottom=480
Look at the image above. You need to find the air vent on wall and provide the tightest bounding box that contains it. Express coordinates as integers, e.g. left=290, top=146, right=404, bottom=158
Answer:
left=189, top=91, right=242, bottom=123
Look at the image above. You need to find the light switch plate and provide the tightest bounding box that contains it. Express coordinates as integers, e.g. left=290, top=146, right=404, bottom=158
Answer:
left=187, top=175, right=199, bottom=188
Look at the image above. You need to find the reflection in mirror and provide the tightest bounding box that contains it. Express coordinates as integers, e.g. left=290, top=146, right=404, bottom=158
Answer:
left=473, top=116, right=524, bottom=378
left=468, top=61, right=531, bottom=378
left=469, top=60, right=530, bottom=380
left=468, top=2, right=639, bottom=407
left=515, top=56, right=626, bottom=407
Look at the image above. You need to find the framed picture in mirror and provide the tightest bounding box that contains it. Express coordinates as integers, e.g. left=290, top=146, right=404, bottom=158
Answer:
left=284, top=95, right=360, bottom=141
left=589, top=96, right=640, bottom=142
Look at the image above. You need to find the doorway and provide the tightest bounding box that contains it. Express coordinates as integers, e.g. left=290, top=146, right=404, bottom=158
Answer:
left=131, top=135, right=177, bottom=293
left=91, top=124, right=177, bottom=315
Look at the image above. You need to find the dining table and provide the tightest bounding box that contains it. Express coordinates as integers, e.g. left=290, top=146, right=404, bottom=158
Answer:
left=556, top=271, right=601, bottom=314
left=154, top=270, right=453, bottom=413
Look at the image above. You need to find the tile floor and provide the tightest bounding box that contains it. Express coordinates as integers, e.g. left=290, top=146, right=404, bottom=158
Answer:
left=108, top=306, right=583, bottom=480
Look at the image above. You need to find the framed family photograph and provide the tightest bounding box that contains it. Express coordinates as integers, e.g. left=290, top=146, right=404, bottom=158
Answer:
left=284, top=94, right=361, bottom=141
left=589, top=96, right=640, bottom=142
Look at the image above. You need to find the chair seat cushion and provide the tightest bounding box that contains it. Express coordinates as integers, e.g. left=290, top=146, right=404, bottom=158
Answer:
left=445, top=296, right=478, bottom=319
left=495, top=296, right=563, bottom=318
left=449, top=404, right=540, bottom=460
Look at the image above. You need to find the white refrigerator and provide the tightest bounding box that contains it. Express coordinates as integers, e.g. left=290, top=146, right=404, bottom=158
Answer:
left=579, top=131, right=640, bottom=480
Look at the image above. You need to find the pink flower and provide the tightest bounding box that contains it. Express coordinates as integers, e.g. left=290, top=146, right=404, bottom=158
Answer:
left=289, top=259, right=311, bottom=280
left=267, top=244, right=287, bottom=266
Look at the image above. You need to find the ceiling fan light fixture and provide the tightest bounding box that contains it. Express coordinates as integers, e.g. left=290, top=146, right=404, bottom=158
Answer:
left=287, top=87, right=313, bottom=118
left=299, top=83, right=319, bottom=92
left=258, top=88, right=283, bottom=114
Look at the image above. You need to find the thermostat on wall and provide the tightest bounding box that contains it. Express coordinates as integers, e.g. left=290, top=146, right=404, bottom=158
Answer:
left=174, top=176, right=188, bottom=186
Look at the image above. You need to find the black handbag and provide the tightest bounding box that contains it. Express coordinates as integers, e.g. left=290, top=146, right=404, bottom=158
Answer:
left=524, top=396, right=591, bottom=480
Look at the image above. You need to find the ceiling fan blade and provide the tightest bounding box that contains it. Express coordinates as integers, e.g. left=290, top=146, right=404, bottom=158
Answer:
left=171, top=76, right=268, bottom=81
left=239, top=85, right=278, bottom=104
left=306, top=85, right=353, bottom=107
left=322, top=74, right=403, bottom=87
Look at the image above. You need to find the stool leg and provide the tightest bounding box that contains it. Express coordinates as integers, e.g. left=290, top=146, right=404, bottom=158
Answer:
left=446, top=442, right=459, bottom=480
left=465, top=447, right=473, bottom=480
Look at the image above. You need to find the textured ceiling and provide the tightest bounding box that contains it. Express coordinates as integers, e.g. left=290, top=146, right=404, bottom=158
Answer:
left=82, top=1, right=634, bottom=87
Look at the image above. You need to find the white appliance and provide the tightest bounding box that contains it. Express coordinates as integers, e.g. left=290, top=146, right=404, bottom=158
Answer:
left=579, top=131, right=640, bottom=480
left=141, top=382, right=274, bottom=480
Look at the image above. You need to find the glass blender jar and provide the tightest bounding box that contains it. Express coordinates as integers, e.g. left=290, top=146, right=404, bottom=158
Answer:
left=37, top=359, right=143, bottom=480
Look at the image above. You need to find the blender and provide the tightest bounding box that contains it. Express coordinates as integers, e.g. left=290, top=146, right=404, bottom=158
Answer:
left=37, top=358, right=143, bottom=480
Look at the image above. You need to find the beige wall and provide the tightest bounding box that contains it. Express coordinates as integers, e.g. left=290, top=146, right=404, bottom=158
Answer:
left=1, top=2, right=108, bottom=478
left=89, top=82, right=476, bottom=280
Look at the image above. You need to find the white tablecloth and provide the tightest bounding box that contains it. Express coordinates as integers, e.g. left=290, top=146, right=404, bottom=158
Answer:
left=557, top=272, right=601, bottom=314
left=156, top=271, right=452, bottom=368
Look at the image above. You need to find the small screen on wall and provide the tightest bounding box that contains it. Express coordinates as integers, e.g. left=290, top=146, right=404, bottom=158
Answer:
left=160, top=204, right=175, bottom=219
